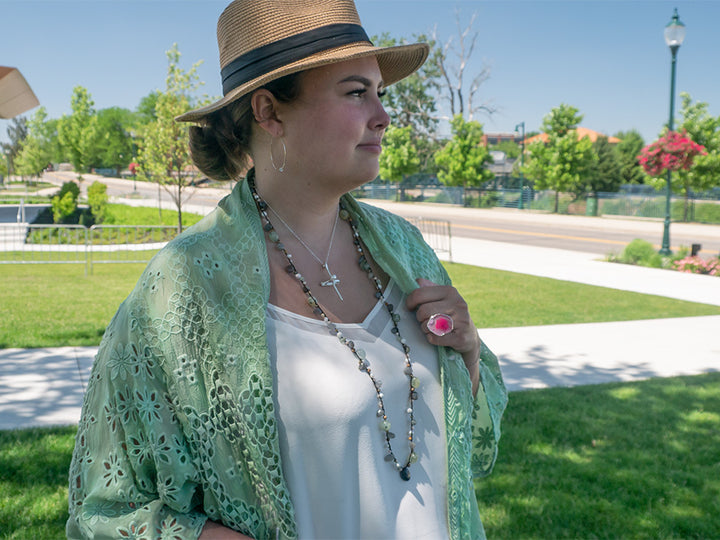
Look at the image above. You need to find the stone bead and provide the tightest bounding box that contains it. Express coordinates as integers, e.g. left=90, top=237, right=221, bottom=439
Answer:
left=409, top=452, right=418, bottom=464
left=400, top=467, right=411, bottom=481
left=411, top=377, right=420, bottom=389
left=381, top=421, right=391, bottom=432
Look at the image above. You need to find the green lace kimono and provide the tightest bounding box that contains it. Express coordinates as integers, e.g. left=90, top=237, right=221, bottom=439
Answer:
left=67, top=176, right=508, bottom=539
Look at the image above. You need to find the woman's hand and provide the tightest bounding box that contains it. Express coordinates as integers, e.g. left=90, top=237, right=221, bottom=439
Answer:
left=406, top=278, right=481, bottom=395
left=199, top=520, right=253, bottom=539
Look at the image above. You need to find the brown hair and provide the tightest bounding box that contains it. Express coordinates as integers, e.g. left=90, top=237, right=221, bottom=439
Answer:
left=188, top=72, right=302, bottom=181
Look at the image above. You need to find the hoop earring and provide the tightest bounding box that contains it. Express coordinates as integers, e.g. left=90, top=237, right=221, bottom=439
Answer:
left=270, top=137, right=286, bottom=173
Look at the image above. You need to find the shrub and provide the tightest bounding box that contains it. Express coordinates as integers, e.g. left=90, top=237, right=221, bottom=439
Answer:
left=51, top=191, right=77, bottom=223
left=87, top=181, right=109, bottom=224
left=620, top=238, right=662, bottom=268
left=674, top=256, right=720, bottom=276
left=56, top=181, right=80, bottom=201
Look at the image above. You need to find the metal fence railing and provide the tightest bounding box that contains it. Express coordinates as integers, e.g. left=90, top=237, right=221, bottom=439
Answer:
left=407, top=217, right=452, bottom=263
left=354, top=183, right=720, bottom=223
left=0, top=223, right=176, bottom=274
left=0, top=224, right=88, bottom=266
left=87, top=225, right=176, bottom=273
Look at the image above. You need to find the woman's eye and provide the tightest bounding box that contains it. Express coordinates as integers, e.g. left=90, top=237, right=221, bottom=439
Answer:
left=349, top=88, right=367, bottom=97
left=377, top=89, right=387, bottom=99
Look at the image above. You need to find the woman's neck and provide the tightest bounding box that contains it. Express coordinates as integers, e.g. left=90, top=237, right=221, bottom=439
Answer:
left=252, top=166, right=341, bottom=246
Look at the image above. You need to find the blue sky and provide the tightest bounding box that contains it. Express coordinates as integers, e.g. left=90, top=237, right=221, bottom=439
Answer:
left=2, top=0, right=719, bottom=146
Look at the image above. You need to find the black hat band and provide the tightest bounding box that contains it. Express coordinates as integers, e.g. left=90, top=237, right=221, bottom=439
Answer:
left=221, top=23, right=371, bottom=96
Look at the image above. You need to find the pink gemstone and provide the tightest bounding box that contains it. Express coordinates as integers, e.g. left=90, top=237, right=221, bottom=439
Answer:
left=428, top=314, right=453, bottom=336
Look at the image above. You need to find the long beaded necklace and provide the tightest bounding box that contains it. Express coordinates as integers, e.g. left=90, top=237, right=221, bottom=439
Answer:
left=248, top=171, right=420, bottom=481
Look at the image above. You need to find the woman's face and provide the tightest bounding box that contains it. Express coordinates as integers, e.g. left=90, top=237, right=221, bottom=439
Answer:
left=279, top=56, right=390, bottom=193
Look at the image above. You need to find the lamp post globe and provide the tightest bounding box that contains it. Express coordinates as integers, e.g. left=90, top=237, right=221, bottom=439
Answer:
left=659, top=8, right=685, bottom=256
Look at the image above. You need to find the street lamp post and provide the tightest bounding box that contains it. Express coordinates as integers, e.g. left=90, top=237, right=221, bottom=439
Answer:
left=660, top=8, right=686, bottom=256
left=515, top=122, right=525, bottom=209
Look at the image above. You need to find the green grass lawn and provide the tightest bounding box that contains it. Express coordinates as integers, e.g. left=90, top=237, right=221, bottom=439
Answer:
left=1, top=261, right=718, bottom=349
left=2, top=373, right=718, bottom=539
left=478, top=372, right=720, bottom=538
left=445, top=262, right=720, bottom=328
left=0, top=263, right=147, bottom=349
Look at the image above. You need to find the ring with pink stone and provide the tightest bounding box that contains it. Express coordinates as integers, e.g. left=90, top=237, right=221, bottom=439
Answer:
left=427, top=313, right=454, bottom=337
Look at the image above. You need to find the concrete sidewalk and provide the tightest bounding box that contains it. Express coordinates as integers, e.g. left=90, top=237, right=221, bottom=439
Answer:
left=1, top=235, right=719, bottom=430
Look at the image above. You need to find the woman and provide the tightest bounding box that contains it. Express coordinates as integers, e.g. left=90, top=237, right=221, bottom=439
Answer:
left=67, top=1, right=507, bottom=539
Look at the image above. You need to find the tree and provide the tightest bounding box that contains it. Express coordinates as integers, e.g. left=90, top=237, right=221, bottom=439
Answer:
left=583, top=136, right=623, bottom=197
left=373, top=33, right=440, bottom=172
left=434, top=10, right=494, bottom=121
left=434, top=115, right=493, bottom=202
left=14, top=107, right=53, bottom=180
left=375, top=34, right=440, bottom=135
left=57, top=86, right=98, bottom=179
left=379, top=125, right=421, bottom=194
left=135, top=91, right=161, bottom=125
left=673, top=93, right=720, bottom=219
left=1, top=116, right=29, bottom=178
left=136, top=44, right=204, bottom=233
left=613, top=130, right=646, bottom=185
left=523, top=104, right=596, bottom=213
left=89, top=107, right=135, bottom=174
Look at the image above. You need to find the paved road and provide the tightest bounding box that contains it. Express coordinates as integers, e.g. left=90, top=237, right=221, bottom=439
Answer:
left=365, top=199, right=720, bottom=257
left=41, top=171, right=720, bottom=257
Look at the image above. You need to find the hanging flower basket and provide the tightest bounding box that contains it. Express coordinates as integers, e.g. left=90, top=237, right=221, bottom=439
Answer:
left=637, top=130, right=706, bottom=177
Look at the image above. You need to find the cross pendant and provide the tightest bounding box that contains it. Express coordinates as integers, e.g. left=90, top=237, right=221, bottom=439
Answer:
left=320, top=263, right=343, bottom=301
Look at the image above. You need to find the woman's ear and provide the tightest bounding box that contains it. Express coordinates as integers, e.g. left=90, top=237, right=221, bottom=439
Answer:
left=251, top=89, right=283, bottom=137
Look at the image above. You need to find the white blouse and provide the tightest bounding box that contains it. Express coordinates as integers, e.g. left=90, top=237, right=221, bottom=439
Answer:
left=266, top=280, right=450, bottom=540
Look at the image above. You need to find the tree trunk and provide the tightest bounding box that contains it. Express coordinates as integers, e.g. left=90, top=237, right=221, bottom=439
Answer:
left=175, top=182, right=183, bottom=234
left=554, top=191, right=559, bottom=213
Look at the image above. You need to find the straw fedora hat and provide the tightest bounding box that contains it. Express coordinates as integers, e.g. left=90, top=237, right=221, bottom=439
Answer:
left=176, top=0, right=429, bottom=123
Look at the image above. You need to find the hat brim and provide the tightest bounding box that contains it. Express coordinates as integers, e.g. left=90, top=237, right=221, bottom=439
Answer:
left=176, top=42, right=429, bottom=123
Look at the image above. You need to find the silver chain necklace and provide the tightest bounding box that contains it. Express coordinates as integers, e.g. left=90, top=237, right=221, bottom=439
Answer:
left=248, top=170, right=419, bottom=481
left=263, top=198, right=343, bottom=301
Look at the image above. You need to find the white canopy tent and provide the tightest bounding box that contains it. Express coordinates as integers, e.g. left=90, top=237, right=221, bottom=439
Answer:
left=0, top=66, right=39, bottom=119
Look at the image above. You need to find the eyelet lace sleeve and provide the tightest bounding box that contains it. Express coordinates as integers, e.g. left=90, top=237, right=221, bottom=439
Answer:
left=67, top=289, right=209, bottom=539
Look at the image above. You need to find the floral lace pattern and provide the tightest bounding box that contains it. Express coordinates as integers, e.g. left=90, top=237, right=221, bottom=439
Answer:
left=67, top=177, right=507, bottom=540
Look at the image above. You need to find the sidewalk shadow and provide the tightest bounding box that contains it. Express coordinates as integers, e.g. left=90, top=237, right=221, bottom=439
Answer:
left=499, top=344, right=681, bottom=392
left=0, top=348, right=95, bottom=430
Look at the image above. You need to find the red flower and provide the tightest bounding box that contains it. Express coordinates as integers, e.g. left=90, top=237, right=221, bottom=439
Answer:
left=637, top=130, right=706, bottom=177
